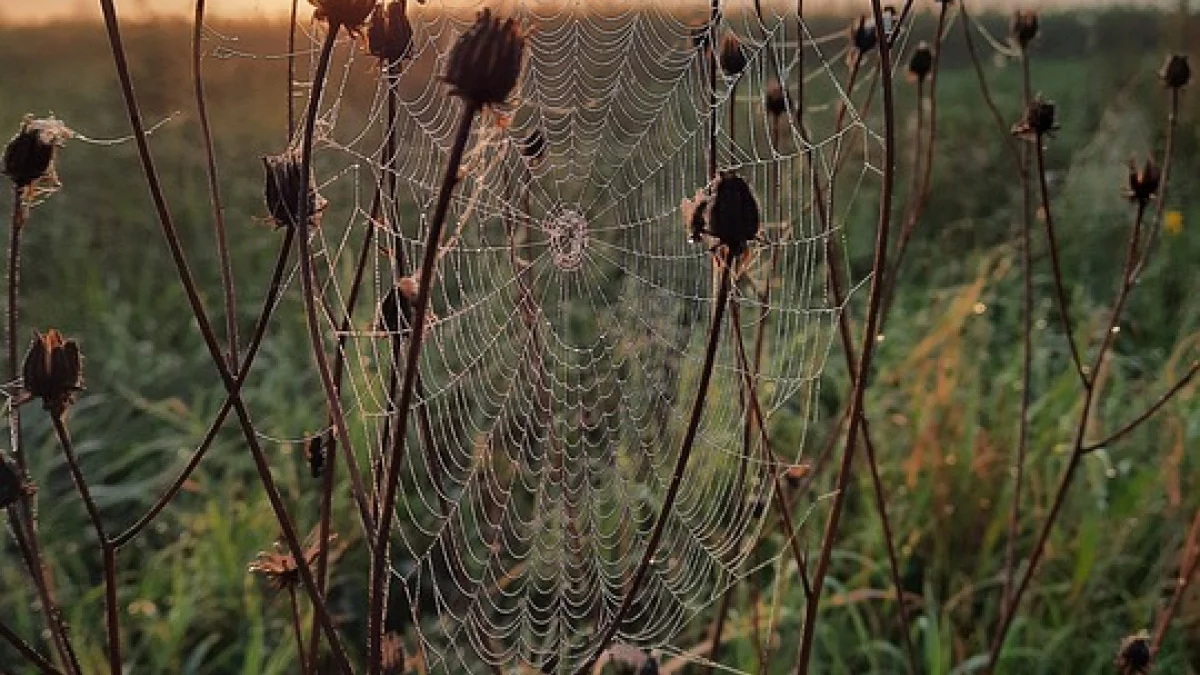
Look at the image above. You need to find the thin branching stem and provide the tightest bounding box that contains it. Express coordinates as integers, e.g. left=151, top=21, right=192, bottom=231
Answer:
left=287, top=0, right=299, bottom=139
left=795, top=1, right=896, bottom=671
left=1137, top=86, right=1180, bottom=276
left=49, top=415, right=120, bottom=674
left=287, top=584, right=307, bottom=674
left=193, top=0, right=238, bottom=369
left=0, top=618, right=62, bottom=675
left=1151, top=509, right=1200, bottom=657
left=1082, top=361, right=1200, bottom=453
left=96, top=4, right=353, bottom=669
left=368, top=99, right=482, bottom=674
left=580, top=259, right=733, bottom=675
left=960, top=2, right=1022, bottom=172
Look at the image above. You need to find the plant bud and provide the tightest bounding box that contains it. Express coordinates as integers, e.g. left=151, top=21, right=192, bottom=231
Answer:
left=262, top=149, right=325, bottom=229
left=908, top=42, right=933, bottom=82
left=1160, top=54, right=1191, bottom=89
left=706, top=171, right=760, bottom=256
left=445, top=9, right=526, bottom=106
left=3, top=117, right=70, bottom=189
left=368, top=1, right=414, bottom=62
left=1010, top=10, right=1038, bottom=49
left=1011, top=96, right=1057, bottom=140
left=310, top=0, right=376, bottom=33
left=719, top=33, right=746, bottom=77
left=764, top=80, right=786, bottom=120
left=850, top=16, right=877, bottom=55
left=22, top=329, right=82, bottom=416
left=1126, top=156, right=1160, bottom=206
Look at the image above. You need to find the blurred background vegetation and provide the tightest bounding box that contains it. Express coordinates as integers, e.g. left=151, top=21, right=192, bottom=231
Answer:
left=0, top=5, right=1198, bottom=674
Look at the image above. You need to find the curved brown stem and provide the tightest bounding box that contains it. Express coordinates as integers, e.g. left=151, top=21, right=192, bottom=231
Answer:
left=193, top=0, right=238, bottom=369
left=1151, top=510, right=1200, bottom=657
left=578, top=258, right=732, bottom=675
left=1082, top=361, right=1199, bottom=454
left=0, top=617, right=62, bottom=675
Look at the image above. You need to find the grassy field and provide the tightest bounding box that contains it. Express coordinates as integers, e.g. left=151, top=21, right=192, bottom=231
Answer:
left=0, top=5, right=1198, bottom=674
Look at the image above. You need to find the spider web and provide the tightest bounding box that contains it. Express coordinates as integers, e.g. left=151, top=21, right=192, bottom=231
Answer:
left=273, top=1, right=882, bottom=671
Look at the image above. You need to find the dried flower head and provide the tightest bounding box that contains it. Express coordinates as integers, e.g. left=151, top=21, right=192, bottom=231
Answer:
left=445, top=9, right=526, bottom=106
left=3, top=116, right=71, bottom=191
left=381, top=631, right=405, bottom=674
left=907, top=42, right=933, bottom=82
left=248, top=533, right=338, bottom=591
left=368, top=1, right=415, bottom=62
left=1011, top=10, right=1039, bottom=49
left=22, top=329, right=82, bottom=416
left=1160, top=54, right=1191, bottom=89
left=310, top=0, right=376, bottom=33
left=764, top=80, right=787, bottom=120
left=706, top=171, right=761, bottom=256
left=719, top=33, right=746, bottom=77
left=1012, top=96, right=1057, bottom=140
left=850, top=16, right=878, bottom=55
left=1127, top=156, right=1160, bottom=206
left=262, top=149, right=325, bottom=229
left=1115, top=631, right=1151, bottom=675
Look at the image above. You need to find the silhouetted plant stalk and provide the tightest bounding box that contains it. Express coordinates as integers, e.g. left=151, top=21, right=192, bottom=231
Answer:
left=288, top=0, right=300, bottom=138
left=0, top=616, right=62, bottom=675
left=96, top=2, right=353, bottom=670
left=1137, top=56, right=1188, bottom=276
left=1151, top=509, right=1200, bottom=657
left=194, top=0, right=238, bottom=369
left=794, top=1, right=897, bottom=672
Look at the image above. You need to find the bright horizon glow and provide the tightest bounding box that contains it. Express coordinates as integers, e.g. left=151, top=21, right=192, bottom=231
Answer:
left=0, top=0, right=1176, bottom=24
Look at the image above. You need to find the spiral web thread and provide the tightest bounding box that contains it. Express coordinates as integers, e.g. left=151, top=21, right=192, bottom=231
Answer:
left=234, top=0, right=888, bottom=671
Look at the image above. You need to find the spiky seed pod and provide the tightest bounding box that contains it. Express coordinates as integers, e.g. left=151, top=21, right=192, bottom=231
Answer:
left=3, top=117, right=69, bottom=189
left=706, top=171, right=760, bottom=255
left=908, top=42, right=933, bottom=82
left=850, top=16, right=877, bottom=55
left=22, top=329, right=82, bottom=416
left=1114, top=631, right=1151, bottom=675
left=719, top=33, right=746, bottom=77
left=1160, top=54, right=1191, bottom=89
left=262, top=149, right=324, bottom=229
left=1126, top=156, right=1160, bottom=206
left=1012, top=96, right=1057, bottom=140
left=764, top=81, right=787, bottom=120
left=368, top=1, right=414, bottom=62
left=310, top=0, right=375, bottom=33
left=519, top=128, right=547, bottom=165
left=1010, top=10, right=1039, bottom=49
left=445, top=9, right=525, bottom=106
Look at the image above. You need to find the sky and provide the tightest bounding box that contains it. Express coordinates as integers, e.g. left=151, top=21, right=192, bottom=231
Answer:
left=0, top=0, right=1177, bottom=23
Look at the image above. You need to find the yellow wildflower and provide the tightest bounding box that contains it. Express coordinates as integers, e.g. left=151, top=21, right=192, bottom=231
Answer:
left=1165, top=210, right=1184, bottom=236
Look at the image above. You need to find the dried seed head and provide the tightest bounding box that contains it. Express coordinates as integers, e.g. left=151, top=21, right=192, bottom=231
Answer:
left=719, top=33, right=746, bottom=77
left=519, top=128, right=547, bottom=166
left=1011, top=96, right=1057, bottom=140
left=1160, top=54, right=1191, bottom=89
left=3, top=116, right=71, bottom=190
left=1126, top=156, right=1160, bottom=205
left=310, top=0, right=376, bottom=33
left=706, top=171, right=760, bottom=256
left=1114, top=631, right=1151, bottom=675
left=248, top=533, right=338, bottom=591
left=1010, top=10, right=1039, bottom=49
left=22, top=329, right=83, bottom=416
left=908, top=42, right=933, bottom=82
left=368, top=1, right=417, bottom=62
left=681, top=187, right=709, bottom=244
left=850, top=16, right=877, bottom=55
left=305, top=434, right=326, bottom=478
left=445, top=9, right=526, bottom=106
left=764, top=80, right=787, bottom=120
left=262, top=149, right=325, bottom=229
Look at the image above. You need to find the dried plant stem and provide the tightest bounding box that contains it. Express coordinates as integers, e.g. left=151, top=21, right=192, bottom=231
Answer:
left=986, top=201, right=1149, bottom=672
left=287, top=0, right=299, bottom=139
left=295, top=24, right=375, bottom=536
left=960, top=2, right=1022, bottom=170
left=580, top=259, right=733, bottom=675
left=49, top=416, right=121, bottom=674
left=708, top=0, right=719, bottom=179
left=194, top=0, right=238, bottom=369
left=795, top=1, right=896, bottom=671
left=368, top=100, right=482, bottom=674
left=1082, top=361, right=1199, bottom=453
left=287, top=584, right=307, bottom=673
left=1151, top=509, right=1200, bottom=656
left=97, top=4, right=352, bottom=669
left=0, top=618, right=62, bottom=675
left=7, top=189, right=24, bottom=473
left=1137, top=86, right=1180, bottom=275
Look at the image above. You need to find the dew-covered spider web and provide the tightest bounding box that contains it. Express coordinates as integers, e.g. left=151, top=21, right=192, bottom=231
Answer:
left=258, top=0, right=887, bottom=671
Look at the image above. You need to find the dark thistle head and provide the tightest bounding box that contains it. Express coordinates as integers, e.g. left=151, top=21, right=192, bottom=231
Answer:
left=706, top=171, right=761, bottom=256
left=1010, top=10, right=1039, bottom=49
left=310, top=0, right=376, bottom=34
left=444, top=9, right=526, bottom=107
left=1160, top=54, right=1191, bottom=89
left=907, top=42, right=933, bottom=82
left=719, top=32, right=747, bottom=77
left=1126, top=156, right=1160, bottom=206
left=262, top=149, right=325, bottom=229
left=1012, top=96, right=1057, bottom=141
left=22, top=329, right=83, bottom=416
left=764, top=80, right=787, bottom=121
left=850, top=16, right=877, bottom=55
left=1114, top=631, right=1151, bottom=675
left=368, top=0, right=419, bottom=62
left=3, top=116, right=70, bottom=191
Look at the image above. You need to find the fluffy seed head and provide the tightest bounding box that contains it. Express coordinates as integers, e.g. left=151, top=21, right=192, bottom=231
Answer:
left=719, top=33, right=746, bottom=77
left=1160, top=54, right=1191, bottom=89
left=445, top=9, right=526, bottom=106
left=1011, top=10, right=1039, bottom=48
left=22, top=329, right=82, bottom=416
